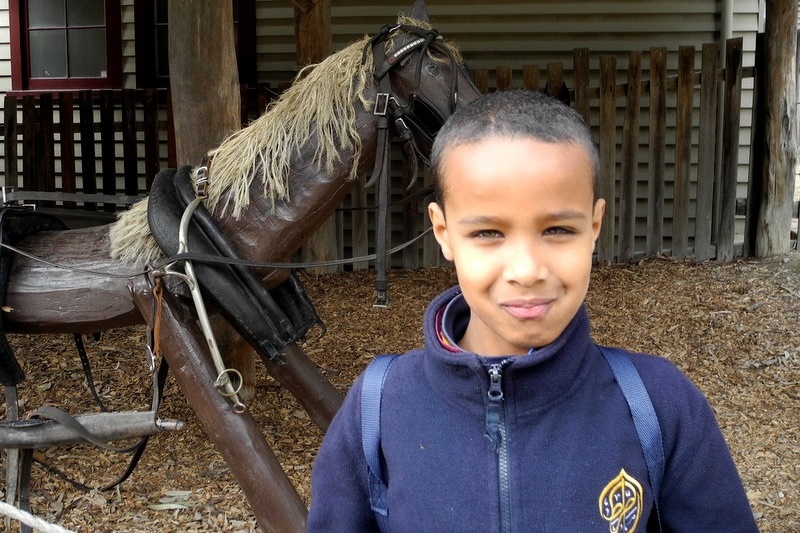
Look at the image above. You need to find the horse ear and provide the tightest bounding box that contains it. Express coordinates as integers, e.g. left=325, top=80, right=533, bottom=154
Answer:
left=409, top=0, right=429, bottom=23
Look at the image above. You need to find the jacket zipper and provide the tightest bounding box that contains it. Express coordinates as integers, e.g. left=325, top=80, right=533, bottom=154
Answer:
left=486, top=362, right=512, bottom=533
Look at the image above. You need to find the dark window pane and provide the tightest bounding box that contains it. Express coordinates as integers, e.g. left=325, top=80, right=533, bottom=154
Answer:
left=68, top=28, right=106, bottom=77
left=67, top=0, right=105, bottom=26
left=29, top=0, right=66, bottom=28
left=29, top=29, right=67, bottom=77
left=156, top=26, right=169, bottom=77
left=155, top=0, right=168, bottom=23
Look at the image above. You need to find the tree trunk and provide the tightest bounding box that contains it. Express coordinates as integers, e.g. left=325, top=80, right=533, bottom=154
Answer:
left=296, top=0, right=339, bottom=274
left=757, top=0, right=797, bottom=256
left=168, top=0, right=241, bottom=166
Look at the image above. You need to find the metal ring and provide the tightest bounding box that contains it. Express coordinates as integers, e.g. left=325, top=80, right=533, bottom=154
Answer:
left=214, top=368, right=244, bottom=397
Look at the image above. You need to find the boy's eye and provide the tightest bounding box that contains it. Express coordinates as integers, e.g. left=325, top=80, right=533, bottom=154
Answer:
left=471, top=229, right=503, bottom=239
left=544, top=226, right=576, bottom=236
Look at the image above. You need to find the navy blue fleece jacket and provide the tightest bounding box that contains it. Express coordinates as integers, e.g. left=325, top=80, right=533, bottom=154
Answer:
left=308, top=286, right=758, bottom=532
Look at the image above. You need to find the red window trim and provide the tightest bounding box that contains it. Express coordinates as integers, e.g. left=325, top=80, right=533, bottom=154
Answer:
left=9, top=0, right=122, bottom=91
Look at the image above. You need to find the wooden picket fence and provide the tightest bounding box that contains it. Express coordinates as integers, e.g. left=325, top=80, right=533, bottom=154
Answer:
left=0, top=37, right=757, bottom=264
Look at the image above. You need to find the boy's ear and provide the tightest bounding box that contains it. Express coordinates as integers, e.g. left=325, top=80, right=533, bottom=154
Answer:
left=427, top=201, right=454, bottom=261
left=592, top=198, right=606, bottom=243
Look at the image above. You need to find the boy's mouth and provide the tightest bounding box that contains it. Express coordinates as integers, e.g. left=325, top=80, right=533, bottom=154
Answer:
left=501, top=299, right=554, bottom=319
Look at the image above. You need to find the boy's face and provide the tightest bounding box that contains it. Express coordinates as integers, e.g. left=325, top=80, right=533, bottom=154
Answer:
left=428, top=137, right=605, bottom=356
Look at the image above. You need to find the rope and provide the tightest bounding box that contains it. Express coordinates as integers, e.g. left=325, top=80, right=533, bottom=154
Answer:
left=0, top=501, right=76, bottom=533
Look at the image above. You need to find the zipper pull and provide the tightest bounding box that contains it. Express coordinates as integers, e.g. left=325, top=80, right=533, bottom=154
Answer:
left=485, top=363, right=504, bottom=450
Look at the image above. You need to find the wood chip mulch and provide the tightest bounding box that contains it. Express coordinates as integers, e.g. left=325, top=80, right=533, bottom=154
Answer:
left=1, top=252, right=798, bottom=532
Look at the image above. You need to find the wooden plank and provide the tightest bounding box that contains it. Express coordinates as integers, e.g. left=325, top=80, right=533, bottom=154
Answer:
left=122, top=89, right=139, bottom=196
left=695, top=42, right=720, bottom=260
left=496, top=65, right=513, bottom=91
left=39, top=94, right=56, bottom=207
left=745, top=33, right=766, bottom=257
left=718, top=37, right=744, bottom=261
left=473, top=69, right=489, bottom=93
left=618, top=51, right=641, bottom=263
left=647, top=47, right=667, bottom=256
left=598, top=55, right=617, bottom=262
left=79, top=91, right=97, bottom=211
left=522, top=65, right=540, bottom=91
left=546, top=62, right=566, bottom=102
left=100, top=91, right=117, bottom=212
left=58, top=92, right=77, bottom=209
left=22, top=95, right=37, bottom=194
left=572, top=49, right=590, bottom=123
left=4, top=96, right=18, bottom=190
left=143, top=88, right=160, bottom=190
left=673, top=46, right=695, bottom=258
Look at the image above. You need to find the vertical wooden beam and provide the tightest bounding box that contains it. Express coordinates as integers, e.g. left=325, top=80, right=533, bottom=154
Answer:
left=142, top=88, right=160, bottom=191
left=673, top=46, right=695, bottom=258
left=295, top=0, right=338, bottom=274
left=546, top=62, right=565, bottom=102
left=168, top=0, right=241, bottom=166
left=523, top=65, right=540, bottom=92
left=619, top=52, right=641, bottom=262
left=647, top=47, right=667, bottom=257
left=598, top=56, right=617, bottom=262
left=100, top=91, right=117, bottom=212
left=122, top=89, right=139, bottom=197
left=22, top=95, right=37, bottom=195
left=718, top=38, right=744, bottom=261
left=496, top=65, right=513, bottom=91
left=473, top=69, right=489, bottom=94
left=696, top=43, right=720, bottom=260
left=39, top=94, right=55, bottom=208
left=756, top=0, right=797, bottom=256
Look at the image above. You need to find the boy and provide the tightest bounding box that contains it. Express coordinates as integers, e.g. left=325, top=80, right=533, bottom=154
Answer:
left=307, top=90, right=758, bottom=532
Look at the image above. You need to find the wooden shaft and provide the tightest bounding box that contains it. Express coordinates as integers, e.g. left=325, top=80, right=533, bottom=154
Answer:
left=262, top=343, right=343, bottom=432
left=129, top=277, right=308, bottom=533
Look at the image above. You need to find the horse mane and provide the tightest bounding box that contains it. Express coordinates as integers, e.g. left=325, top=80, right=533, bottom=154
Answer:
left=109, top=15, right=450, bottom=264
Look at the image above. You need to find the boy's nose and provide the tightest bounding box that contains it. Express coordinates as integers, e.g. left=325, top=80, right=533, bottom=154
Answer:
left=504, top=243, right=548, bottom=286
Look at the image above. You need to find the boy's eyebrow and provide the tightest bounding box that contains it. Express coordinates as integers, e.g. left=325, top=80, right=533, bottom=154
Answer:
left=456, top=210, right=588, bottom=225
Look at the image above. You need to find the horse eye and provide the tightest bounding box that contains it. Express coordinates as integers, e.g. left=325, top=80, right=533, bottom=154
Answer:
left=425, top=62, right=441, bottom=77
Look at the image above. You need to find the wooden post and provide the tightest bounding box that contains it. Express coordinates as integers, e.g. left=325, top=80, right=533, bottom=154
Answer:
left=718, top=38, right=744, bottom=261
left=756, top=0, right=797, bottom=256
left=129, top=278, right=308, bottom=533
left=295, top=0, right=338, bottom=274
left=647, top=47, right=667, bottom=257
left=598, top=56, right=617, bottom=262
left=168, top=0, right=240, bottom=166
left=619, top=51, right=641, bottom=262
left=696, top=43, right=720, bottom=260
left=673, top=46, right=695, bottom=258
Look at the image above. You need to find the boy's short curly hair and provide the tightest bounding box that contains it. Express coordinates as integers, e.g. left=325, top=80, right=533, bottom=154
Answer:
left=430, top=89, right=600, bottom=203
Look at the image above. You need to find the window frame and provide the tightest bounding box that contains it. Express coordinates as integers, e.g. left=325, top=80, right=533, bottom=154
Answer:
left=133, top=0, right=256, bottom=89
left=9, top=0, right=123, bottom=91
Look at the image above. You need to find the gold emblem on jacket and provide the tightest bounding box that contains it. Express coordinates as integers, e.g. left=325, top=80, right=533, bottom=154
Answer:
left=599, top=469, right=644, bottom=533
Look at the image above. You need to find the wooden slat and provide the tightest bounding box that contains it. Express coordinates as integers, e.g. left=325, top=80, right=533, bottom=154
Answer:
left=572, top=49, right=590, bottom=123
left=100, top=91, right=117, bottom=212
left=522, top=64, right=540, bottom=91
left=496, top=65, right=512, bottom=91
left=79, top=90, right=97, bottom=211
left=4, top=96, right=19, bottom=191
left=22, top=95, right=37, bottom=194
left=718, top=37, right=744, bottom=261
left=472, top=69, right=489, bottom=94
left=545, top=62, right=566, bottom=102
left=58, top=92, right=77, bottom=209
left=673, top=46, right=695, bottom=258
left=598, top=55, right=617, bottom=262
left=39, top=94, right=56, bottom=207
left=647, top=47, right=667, bottom=256
left=143, top=88, right=160, bottom=190
left=122, top=89, right=139, bottom=196
left=618, top=51, right=641, bottom=263
left=695, top=42, right=720, bottom=260
left=745, top=33, right=766, bottom=257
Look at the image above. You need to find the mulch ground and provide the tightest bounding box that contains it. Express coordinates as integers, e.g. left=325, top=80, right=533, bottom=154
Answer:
left=1, top=252, right=799, bottom=532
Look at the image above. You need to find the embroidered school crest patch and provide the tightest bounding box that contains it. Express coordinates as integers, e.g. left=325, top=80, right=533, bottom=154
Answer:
left=598, top=469, right=644, bottom=533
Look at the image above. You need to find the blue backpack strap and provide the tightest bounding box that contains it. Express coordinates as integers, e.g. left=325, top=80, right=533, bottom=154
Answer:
left=600, top=346, right=665, bottom=529
left=361, top=354, right=398, bottom=533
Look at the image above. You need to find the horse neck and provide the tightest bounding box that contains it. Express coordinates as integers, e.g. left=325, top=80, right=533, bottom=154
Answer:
left=214, top=83, right=381, bottom=281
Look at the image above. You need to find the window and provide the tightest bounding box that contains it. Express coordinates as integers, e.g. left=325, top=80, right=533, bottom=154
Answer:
left=9, top=0, right=122, bottom=91
left=134, top=0, right=256, bottom=89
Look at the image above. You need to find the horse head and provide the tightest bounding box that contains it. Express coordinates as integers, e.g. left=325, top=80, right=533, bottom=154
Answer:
left=361, top=2, right=481, bottom=165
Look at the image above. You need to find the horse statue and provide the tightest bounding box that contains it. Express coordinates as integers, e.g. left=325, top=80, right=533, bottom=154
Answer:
left=0, top=1, right=480, bottom=531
